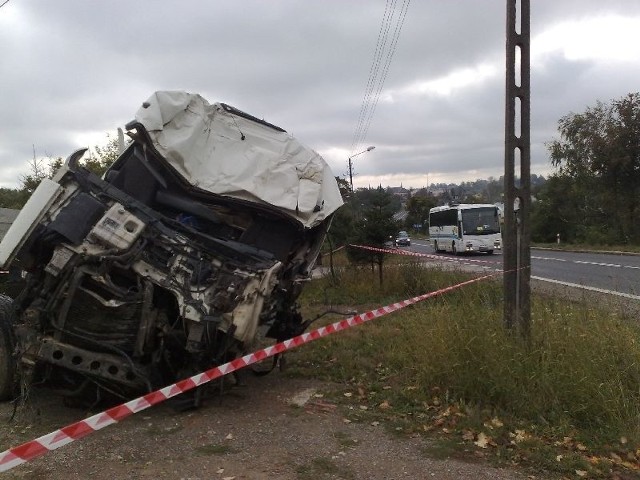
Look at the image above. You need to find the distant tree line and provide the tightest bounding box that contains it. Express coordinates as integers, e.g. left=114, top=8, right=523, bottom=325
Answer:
left=0, top=135, right=122, bottom=210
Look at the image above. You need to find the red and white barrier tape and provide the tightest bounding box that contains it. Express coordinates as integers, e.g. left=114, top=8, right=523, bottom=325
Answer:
left=0, top=271, right=499, bottom=473
left=349, top=244, right=497, bottom=265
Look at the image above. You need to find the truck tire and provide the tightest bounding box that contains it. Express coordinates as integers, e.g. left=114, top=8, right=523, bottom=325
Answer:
left=0, top=294, right=16, bottom=401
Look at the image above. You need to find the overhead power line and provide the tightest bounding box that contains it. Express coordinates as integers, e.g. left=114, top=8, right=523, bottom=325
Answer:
left=350, top=0, right=411, bottom=156
left=350, top=0, right=396, bottom=153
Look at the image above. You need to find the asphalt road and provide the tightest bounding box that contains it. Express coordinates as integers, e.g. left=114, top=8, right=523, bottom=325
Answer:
left=409, top=241, right=640, bottom=300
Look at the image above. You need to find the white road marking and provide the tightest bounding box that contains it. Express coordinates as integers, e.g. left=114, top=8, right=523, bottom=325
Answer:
left=412, top=242, right=430, bottom=247
left=531, top=276, right=640, bottom=301
left=531, top=256, right=567, bottom=262
left=532, top=256, right=640, bottom=269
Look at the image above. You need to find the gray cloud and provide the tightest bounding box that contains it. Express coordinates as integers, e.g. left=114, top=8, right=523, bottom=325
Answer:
left=1, top=0, right=639, bottom=189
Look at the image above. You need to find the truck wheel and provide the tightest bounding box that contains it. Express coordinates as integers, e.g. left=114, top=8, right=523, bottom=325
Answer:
left=0, top=294, right=16, bottom=401
left=249, top=325, right=278, bottom=376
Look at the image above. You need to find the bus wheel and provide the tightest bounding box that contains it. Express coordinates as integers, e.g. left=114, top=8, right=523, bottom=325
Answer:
left=451, top=242, right=457, bottom=255
left=487, top=250, right=494, bottom=255
left=0, top=294, right=16, bottom=401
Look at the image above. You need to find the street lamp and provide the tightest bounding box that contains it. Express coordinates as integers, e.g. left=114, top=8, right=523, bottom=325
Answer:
left=348, top=145, right=375, bottom=191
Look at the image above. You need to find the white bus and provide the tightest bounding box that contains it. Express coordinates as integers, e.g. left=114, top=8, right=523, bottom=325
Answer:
left=429, top=203, right=501, bottom=255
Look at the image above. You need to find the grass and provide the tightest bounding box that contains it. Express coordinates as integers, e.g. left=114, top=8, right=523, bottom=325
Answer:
left=289, top=260, right=640, bottom=477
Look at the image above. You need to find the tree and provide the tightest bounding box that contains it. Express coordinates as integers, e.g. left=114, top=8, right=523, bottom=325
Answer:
left=88, top=134, right=125, bottom=176
left=0, top=188, right=29, bottom=209
left=347, top=187, right=398, bottom=285
left=19, top=154, right=52, bottom=195
left=530, top=174, right=581, bottom=243
left=404, top=194, right=436, bottom=232
left=548, top=93, right=640, bottom=244
left=4, top=133, right=125, bottom=210
left=335, top=177, right=351, bottom=200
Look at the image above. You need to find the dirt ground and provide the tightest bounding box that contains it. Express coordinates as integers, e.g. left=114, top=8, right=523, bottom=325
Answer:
left=0, top=372, right=539, bottom=480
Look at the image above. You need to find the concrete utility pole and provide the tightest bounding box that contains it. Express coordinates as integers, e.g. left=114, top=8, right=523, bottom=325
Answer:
left=503, top=0, right=531, bottom=336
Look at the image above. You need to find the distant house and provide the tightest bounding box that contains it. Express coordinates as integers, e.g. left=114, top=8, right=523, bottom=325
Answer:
left=0, top=208, right=19, bottom=241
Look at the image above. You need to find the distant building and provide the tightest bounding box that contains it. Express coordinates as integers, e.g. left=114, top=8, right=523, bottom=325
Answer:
left=0, top=208, right=19, bottom=241
left=387, top=186, right=410, bottom=200
left=428, top=187, right=449, bottom=197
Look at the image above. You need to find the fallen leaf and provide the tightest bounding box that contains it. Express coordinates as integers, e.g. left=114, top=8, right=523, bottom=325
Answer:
left=378, top=400, right=391, bottom=410
left=576, top=443, right=587, bottom=451
left=474, top=432, right=490, bottom=449
left=484, top=417, right=503, bottom=429
left=225, top=433, right=234, bottom=440
left=575, top=470, right=587, bottom=477
left=620, top=436, right=628, bottom=445
left=621, top=460, right=640, bottom=471
left=343, top=392, right=353, bottom=398
left=510, top=429, right=528, bottom=443
left=217, top=468, right=225, bottom=474
left=490, top=417, right=504, bottom=428
left=462, top=430, right=475, bottom=441
left=556, top=455, right=563, bottom=462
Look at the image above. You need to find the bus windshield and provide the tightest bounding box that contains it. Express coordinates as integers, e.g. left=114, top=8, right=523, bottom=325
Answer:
left=461, top=207, right=500, bottom=235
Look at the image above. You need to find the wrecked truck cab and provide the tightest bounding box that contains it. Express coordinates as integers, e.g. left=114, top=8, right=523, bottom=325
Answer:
left=0, top=91, right=342, bottom=406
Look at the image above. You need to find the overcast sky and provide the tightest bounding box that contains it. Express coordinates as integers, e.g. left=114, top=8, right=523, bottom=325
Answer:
left=1, top=1, right=639, bottom=190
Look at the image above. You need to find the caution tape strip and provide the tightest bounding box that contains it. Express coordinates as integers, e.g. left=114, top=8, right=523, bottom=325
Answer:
left=348, top=244, right=497, bottom=265
left=0, top=271, right=500, bottom=473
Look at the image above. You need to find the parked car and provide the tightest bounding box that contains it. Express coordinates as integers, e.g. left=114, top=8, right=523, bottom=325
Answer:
left=0, top=91, right=343, bottom=408
left=394, top=231, right=411, bottom=247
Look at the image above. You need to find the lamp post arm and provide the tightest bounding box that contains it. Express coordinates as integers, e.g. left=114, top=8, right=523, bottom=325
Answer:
left=347, top=146, right=375, bottom=191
